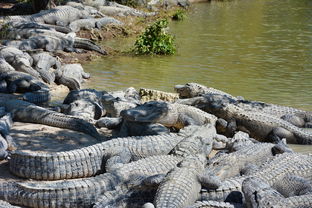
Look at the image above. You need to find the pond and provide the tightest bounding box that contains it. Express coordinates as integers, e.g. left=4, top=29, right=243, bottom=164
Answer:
left=82, top=0, right=312, bottom=152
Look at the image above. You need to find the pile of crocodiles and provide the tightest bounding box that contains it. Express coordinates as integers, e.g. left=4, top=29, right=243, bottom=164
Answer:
left=0, top=0, right=174, bottom=103
left=0, top=82, right=311, bottom=208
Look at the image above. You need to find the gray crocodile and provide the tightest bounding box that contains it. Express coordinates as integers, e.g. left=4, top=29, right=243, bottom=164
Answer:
left=0, top=57, right=15, bottom=73
left=62, top=89, right=104, bottom=120
left=208, top=140, right=293, bottom=180
left=0, top=155, right=183, bottom=208
left=121, top=101, right=217, bottom=129
left=272, top=175, right=312, bottom=197
left=0, top=99, right=102, bottom=140
left=69, top=16, right=123, bottom=32
left=153, top=154, right=207, bottom=208
left=55, top=64, right=90, bottom=90
left=187, top=201, right=235, bottom=208
left=9, top=124, right=214, bottom=180
left=174, top=83, right=239, bottom=99
left=200, top=153, right=312, bottom=203
left=242, top=176, right=312, bottom=208
left=30, top=52, right=60, bottom=84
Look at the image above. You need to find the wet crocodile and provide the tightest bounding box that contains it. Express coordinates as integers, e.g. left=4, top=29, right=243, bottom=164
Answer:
left=243, top=176, right=312, bottom=208
left=0, top=155, right=183, bottom=208
left=9, top=124, right=215, bottom=180
left=121, top=101, right=217, bottom=129
left=200, top=153, right=312, bottom=203
left=0, top=99, right=102, bottom=140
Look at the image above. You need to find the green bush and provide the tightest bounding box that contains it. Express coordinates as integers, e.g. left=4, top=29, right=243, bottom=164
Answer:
left=133, top=19, right=176, bottom=55
left=172, top=9, right=186, bottom=21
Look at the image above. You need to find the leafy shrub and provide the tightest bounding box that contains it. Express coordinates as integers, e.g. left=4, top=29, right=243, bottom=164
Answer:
left=172, top=9, right=186, bottom=21
left=133, top=19, right=176, bottom=55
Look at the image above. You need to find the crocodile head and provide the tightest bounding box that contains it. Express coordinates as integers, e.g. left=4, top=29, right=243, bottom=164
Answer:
left=64, top=99, right=104, bottom=120
left=120, top=101, right=178, bottom=127
left=174, top=83, right=208, bottom=98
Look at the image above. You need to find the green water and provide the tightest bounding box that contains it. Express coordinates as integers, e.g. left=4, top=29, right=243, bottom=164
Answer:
left=83, top=0, right=312, bottom=152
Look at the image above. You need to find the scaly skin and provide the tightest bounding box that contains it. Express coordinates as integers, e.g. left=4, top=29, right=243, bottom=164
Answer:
left=187, top=201, right=235, bottom=208
left=200, top=153, right=312, bottom=203
left=154, top=154, right=207, bottom=208
left=208, top=140, right=293, bottom=179
left=139, top=88, right=179, bottom=103
left=121, top=101, right=217, bottom=129
left=0, top=99, right=102, bottom=140
left=243, top=177, right=312, bottom=208
left=9, top=124, right=215, bottom=180
left=0, top=155, right=182, bottom=208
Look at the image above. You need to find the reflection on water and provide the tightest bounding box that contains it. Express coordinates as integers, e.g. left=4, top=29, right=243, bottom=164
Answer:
left=84, top=0, right=311, bottom=111
left=83, top=0, right=312, bottom=151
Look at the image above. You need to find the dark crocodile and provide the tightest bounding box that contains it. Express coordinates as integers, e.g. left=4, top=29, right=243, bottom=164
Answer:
left=121, top=101, right=217, bottom=129
left=208, top=140, right=293, bottom=180
left=243, top=176, right=312, bottom=208
left=0, top=155, right=182, bottom=208
left=8, top=124, right=214, bottom=180
left=0, top=99, right=102, bottom=140
left=200, top=153, right=312, bottom=203
left=22, top=90, right=51, bottom=104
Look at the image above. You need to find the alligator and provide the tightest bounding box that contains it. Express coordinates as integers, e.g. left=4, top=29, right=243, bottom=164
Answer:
left=208, top=140, right=293, bottom=180
left=139, top=88, right=179, bottom=103
left=186, top=201, right=235, bottom=208
left=180, top=93, right=312, bottom=128
left=200, top=153, right=312, bottom=203
left=102, top=88, right=140, bottom=117
left=174, top=83, right=240, bottom=100
left=62, top=89, right=105, bottom=120
left=121, top=101, right=217, bottom=129
left=153, top=154, right=208, bottom=208
left=30, top=52, right=59, bottom=84
left=2, top=33, right=76, bottom=53
left=22, top=90, right=51, bottom=104
left=0, top=113, right=15, bottom=160
left=0, top=99, right=102, bottom=140
left=69, top=16, right=123, bottom=32
left=272, top=175, right=312, bottom=197
left=0, top=71, right=47, bottom=93
left=73, top=37, right=108, bottom=55
left=0, top=155, right=183, bottom=208
left=9, top=124, right=215, bottom=180
left=0, top=46, right=40, bottom=79
left=55, top=64, right=90, bottom=90
left=0, top=57, right=15, bottom=73
left=242, top=176, right=312, bottom=208
left=99, top=2, right=157, bottom=17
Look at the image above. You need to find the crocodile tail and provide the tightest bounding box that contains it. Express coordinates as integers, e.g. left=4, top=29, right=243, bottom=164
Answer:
left=74, top=38, right=107, bottom=55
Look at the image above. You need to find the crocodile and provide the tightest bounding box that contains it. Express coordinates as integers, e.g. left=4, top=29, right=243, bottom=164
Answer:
left=153, top=154, right=208, bottom=208
left=62, top=89, right=105, bottom=120
left=30, top=52, right=60, bottom=84
left=8, top=124, right=215, bottom=180
left=0, top=57, right=15, bottom=73
left=0, top=46, right=40, bottom=79
left=0, top=155, right=183, bottom=208
left=3, top=33, right=76, bottom=53
left=99, top=2, right=157, bottom=17
left=242, top=176, right=312, bottom=208
left=208, top=140, right=293, bottom=180
left=139, top=88, right=179, bottom=103
left=200, top=153, right=312, bottom=203
left=69, top=16, right=123, bottom=32
left=0, top=99, right=102, bottom=140
left=0, top=113, right=15, bottom=159
left=180, top=93, right=312, bottom=128
left=54, top=64, right=90, bottom=90
left=0, top=71, right=47, bottom=93
left=22, top=90, right=51, bottom=104
left=272, top=175, right=312, bottom=197
left=121, top=101, right=217, bottom=129
left=174, top=83, right=240, bottom=100
left=187, top=201, right=235, bottom=208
